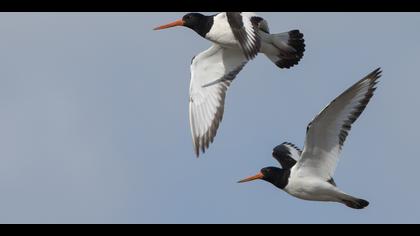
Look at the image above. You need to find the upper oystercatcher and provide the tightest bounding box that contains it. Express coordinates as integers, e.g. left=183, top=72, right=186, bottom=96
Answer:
left=154, top=12, right=305, bottom=157
left=238, top=68, right=381, bottom=209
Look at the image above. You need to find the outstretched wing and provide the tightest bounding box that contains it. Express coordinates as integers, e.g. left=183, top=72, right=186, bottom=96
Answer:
left=189, top=44, right=248, bottom=157
left=295, top=68, right=381, bottom=180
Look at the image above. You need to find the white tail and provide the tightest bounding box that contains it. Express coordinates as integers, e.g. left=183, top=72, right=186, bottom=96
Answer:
left=261, top=30, right=305, bottom=69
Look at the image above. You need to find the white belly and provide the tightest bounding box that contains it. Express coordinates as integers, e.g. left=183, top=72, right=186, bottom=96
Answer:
left=284, top=177, right=343, bottom=202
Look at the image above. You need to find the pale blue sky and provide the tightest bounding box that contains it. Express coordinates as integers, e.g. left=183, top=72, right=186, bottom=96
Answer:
left=0, top=12, right=419, bottom=223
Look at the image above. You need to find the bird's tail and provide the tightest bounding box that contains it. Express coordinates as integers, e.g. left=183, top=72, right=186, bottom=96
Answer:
left=340, top=195, right=370, bottom=209
left=262, top=30, right=305, bottom=69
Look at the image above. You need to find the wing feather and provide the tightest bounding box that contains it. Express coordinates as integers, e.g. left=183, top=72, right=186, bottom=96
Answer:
left=295, top=68, right=381, bottom=180
left=189, top=44, right=248, bottom=157
left=226, top=12, right=261, bottom=60
left=272, top=142, right=302, bottom=169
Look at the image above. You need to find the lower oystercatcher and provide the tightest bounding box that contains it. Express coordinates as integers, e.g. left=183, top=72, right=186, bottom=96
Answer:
left=238, top=68, right=381, bottom=209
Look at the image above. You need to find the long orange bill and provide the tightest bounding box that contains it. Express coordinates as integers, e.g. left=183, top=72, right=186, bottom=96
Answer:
left=153, top=19, right=185, bottom=30
left=237, top=172, right=264, bottom=183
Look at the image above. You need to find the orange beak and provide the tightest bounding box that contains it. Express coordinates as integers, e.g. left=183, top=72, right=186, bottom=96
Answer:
left=237, top=172, right=264, bottom=183
left=153, top=19, right=185, bottom=30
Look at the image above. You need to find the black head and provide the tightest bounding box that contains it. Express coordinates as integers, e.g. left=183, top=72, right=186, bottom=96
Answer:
left=238, top=166, right=290, bottom=189
left=182, top=13, right=205, bottom=29
left=261, top=167, right=285, bottom=184
left=154, top=13, right=213, bottom=38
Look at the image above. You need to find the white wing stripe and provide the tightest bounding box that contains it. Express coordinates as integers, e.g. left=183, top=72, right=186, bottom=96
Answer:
left=295, top=68, right=381, bottom=180
left=189, top=44, right=248, bottom=157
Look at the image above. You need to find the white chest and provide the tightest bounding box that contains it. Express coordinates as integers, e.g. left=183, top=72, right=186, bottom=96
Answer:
left=205, top=13, right=238, bottom=47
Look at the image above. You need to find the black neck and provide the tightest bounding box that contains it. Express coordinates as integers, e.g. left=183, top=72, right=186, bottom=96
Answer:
left=265, top=169, right=290, bottom=189
left=189, top=15, right=214, bottom=38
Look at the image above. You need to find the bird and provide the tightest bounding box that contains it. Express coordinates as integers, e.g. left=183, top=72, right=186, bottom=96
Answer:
left=154, top=12, right=305, bottom=157
left=238, top=68, right=381, bottom=209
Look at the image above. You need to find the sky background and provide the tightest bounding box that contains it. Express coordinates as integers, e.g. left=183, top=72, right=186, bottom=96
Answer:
left=0, top=12, right=419, bottom=223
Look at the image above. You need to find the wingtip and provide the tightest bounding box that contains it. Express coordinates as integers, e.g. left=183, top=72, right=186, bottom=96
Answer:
left=369, top=67, right=382, bottom=89
left=362, top=67, right=382, bottom=88
left=193, top=140, right=199, bottom=158
left=194, top=145, right=200, bottom=158
left=370, top=67, right=382, bottom=79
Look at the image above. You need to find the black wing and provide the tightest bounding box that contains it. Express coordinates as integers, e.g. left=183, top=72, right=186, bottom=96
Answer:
left=226, top=12, right=261, bottom=60
left=272, top=142, right=301, bottom=169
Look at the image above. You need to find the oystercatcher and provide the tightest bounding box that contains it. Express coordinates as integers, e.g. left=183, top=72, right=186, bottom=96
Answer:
left=238, top=68, right=381, bottom=209
left=154, top=12, right=305, bottom=157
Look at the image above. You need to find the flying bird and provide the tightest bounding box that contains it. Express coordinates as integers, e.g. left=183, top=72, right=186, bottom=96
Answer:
left=238, top=68, right=381, bottom=209
left=154, top=12, right=305, bottom=157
